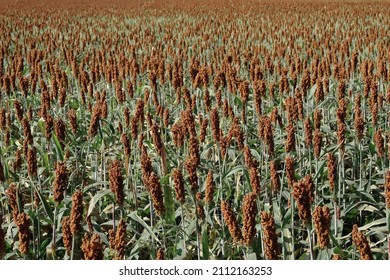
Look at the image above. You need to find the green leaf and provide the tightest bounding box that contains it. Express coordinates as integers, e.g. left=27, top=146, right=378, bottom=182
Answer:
left=246, top=253, right=257, bottom=260
left=69, top=98, right=79, bottom=109
left=282, top=228, right=293, bottom=259
left=359, top=218, right=386, bottom=231
left=329, top=232, right=344, bottom=253
left=16, top=186, right=23, bottom=214
left=83, top=181, right=109, bottom=193
left=202, top=225, right=209, bottom=260
left=343, top=200, right=378, bottom=216
left=316, top=248, right=328, bottom=260
left=234, top=95, right=243, bottom=107
left=308, top=84, right=316, bottom=101
left=387, top=210, right=390, bottom=233
left=86, top=189, right=111, bottom=217
left=163, top=183, right=175, bottom=225
left=35, top=144, right=49, bottom=172
left=52, top=133, right=64, bottom=161
left=129, top=211, right=159, bottom=242
left=223, top=165, right=245, bottom=180
left=33, top=186, right=54, bottom=223
left=359, top=191, right=378, bottom=205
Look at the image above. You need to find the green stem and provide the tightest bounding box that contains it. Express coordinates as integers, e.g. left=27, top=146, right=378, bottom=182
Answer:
left=333, top=200, right=338, bottom=237
left=308, top=146, right=312, bottom=175
left=341, top=155, right=345, bottom=210
left=307, top=224, right=314, bottom=260
left=359, top=141, right=363, bottom=191
left=180, top=203, right=186, bottom=254
left=291, top=194, right=295, bottom=260
left=315, top=157, right=319, bottom=204
left=52, top=205, right=57, bottom=260
left=29, top=178, right=36, bottom=258
left=217, top=142, right=226, bottom=258
left=194, top=197, right=201, bottom=260
left=149, top=195, right=155, bottom=249
left=70, top=233, right=76, bottom=260
left=112, top=201, right=116, bottom=233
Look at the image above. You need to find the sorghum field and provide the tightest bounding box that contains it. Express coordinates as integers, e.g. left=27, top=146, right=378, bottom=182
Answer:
left=0, top=0, right=389, bottom=260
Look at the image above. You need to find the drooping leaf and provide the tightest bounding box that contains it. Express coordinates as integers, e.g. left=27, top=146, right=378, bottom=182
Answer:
left=86, top=188, right=111, bottom=217
left=129, top=211, right=159, bottom=242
